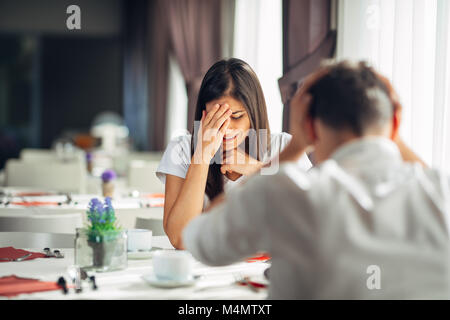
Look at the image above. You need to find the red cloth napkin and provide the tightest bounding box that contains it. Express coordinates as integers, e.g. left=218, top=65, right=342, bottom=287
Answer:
left=14, top=192, right=55, bottom=197
left=142, top=193, right=165, bottom=198
left=141, top=193, right=165, bottom=207
left=0, top=247, right=46, bottom=263
left=10, top=201, right=59, bottom=207
left=246, top=253, right=271, bottom=263
left=0, top=275, right=61, bottom=297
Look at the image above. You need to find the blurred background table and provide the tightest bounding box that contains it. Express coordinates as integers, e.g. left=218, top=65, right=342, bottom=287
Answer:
left=0, top=187, right=165, bottom=235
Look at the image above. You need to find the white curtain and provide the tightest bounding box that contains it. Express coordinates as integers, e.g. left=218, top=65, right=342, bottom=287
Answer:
left=337, top=0, right=450, bottom=172
left=233, top=0, right=283, bottom=133
left=165, top=54, right=189, bottom=145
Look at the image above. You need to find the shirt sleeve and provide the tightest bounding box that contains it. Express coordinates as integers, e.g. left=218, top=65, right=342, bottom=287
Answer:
left=182, top=175, right=270, bottom=266
left=279, top=132, right=292, bottom=152
left=155, top=135, right=191, bottom=184
left=272, top=132, right=312, bottom=171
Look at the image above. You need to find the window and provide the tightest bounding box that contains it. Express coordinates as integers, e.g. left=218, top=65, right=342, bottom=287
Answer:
left=337, top=0, right=450, bottom=171
left=233, top=0, right=284, bottom=133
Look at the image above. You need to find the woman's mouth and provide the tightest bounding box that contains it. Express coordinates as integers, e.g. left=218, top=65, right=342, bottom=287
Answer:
left=223, top=134, right=238, bottom=141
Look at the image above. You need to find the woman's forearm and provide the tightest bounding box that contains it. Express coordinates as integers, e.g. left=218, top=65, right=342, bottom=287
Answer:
left=165, top=160, right=210, bottom=249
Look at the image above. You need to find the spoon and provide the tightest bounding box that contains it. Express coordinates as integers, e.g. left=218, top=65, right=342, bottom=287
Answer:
left=0, top=253, right=32, bottom=261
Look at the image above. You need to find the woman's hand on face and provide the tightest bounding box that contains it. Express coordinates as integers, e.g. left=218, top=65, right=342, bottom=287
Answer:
left=220, top=148, right=263, bottom=176
left=194, top=104, right=232, bottom=164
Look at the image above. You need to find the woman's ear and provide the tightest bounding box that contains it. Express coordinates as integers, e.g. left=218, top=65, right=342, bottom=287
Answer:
left=391, top=108, right=401, bottom=140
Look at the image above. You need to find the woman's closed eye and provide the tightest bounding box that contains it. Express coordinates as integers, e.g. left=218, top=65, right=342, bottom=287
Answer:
left=231, top=112, right=245, bottom=120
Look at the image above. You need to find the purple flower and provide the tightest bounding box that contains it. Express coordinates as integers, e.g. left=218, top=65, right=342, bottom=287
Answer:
left=88, top=198, right=104, bottom=214
left=86, top=152, right=93, bottom=161
left=86, top=197, right=116, bottom=225
left=104, top=197, right=113, bottom=211
left=101, top=169, right=117, bottom=182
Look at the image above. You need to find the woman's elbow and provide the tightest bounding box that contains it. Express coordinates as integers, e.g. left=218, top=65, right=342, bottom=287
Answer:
left=163, top=220, right=184, bottom=250
left=168, top=234, right=184, bottom=250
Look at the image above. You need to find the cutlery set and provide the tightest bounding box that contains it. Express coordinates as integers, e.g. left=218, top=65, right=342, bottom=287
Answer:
left=0, top=248, right=65, bottom=262
left=234, top=273, right=267, bottom=292
left=43, top=248, right=65, bottom=258
left=0, top=191, right=72, bottom=207
left=59, top=265, right=97, bottom=295
left=0, top=253, right=32, bottom=262
left=195, top=273, right=267, bottom=293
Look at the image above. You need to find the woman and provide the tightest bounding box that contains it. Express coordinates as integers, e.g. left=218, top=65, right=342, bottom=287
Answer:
left=156, top=58, right=311, bottom=248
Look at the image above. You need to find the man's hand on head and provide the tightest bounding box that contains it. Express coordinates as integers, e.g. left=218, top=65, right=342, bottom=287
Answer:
left=373, top=70, right=427, bottom=167
left=280, top=67, right=329, bottom=163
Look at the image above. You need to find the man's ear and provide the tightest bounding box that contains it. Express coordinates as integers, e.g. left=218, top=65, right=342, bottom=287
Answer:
left=391, top=109, right=401, bottom=140
left=305, top=116, right=317, bottom=143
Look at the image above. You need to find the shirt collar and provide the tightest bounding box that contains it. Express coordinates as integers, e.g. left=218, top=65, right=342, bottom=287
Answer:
left=329, top=137, right=402, bottom=166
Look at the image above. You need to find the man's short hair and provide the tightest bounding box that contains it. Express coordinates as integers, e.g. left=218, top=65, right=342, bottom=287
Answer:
left=308, top=61, right=393, bottom=135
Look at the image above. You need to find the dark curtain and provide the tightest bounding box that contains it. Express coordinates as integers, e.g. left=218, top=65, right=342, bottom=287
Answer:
left=148, top=0, right=170, bottom=151
left=123, top=0, right=149, bottom=150
left=166, top=0, right=222, bottom=130
left=279, top=0, right=336, bottom=131
left=148, top=0, right=222, bottom=150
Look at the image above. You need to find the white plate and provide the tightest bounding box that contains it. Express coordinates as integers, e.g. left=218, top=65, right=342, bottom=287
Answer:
left=141, top=274, right=198, bottom=288
left=127, top=251, right=153, bottom=259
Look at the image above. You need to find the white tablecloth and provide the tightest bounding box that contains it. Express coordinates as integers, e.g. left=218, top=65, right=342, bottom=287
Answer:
left=0, top=236, right=269, bottom=300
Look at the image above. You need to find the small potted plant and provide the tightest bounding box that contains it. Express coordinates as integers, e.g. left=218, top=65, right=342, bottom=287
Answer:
left=75, top=197, right=127, bottom=272
left=101, top=169, right=116, bottom=198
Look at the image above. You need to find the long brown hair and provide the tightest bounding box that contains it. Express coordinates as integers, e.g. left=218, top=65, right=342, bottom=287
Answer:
left=191, top=58, right=271, bottom=200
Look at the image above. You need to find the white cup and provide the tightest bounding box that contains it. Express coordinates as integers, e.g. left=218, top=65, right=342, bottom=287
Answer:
left=126, top=229, right=152, bottom=252
left=152, top=250, right=194, bottom=281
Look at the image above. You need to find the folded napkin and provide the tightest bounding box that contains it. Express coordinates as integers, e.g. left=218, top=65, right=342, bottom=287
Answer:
left=14, top=192, right=55, bottom=197
left=142, top=193, right=165, bottom=198
left=0, top=247, right=46, bottom=263
left=0, top=275, right=61, bottom=297
left=141, top=193, right=165, bottom=208
left=10, top=201, right=60, bottom=207
left=246, top=253, right=271, bottom=263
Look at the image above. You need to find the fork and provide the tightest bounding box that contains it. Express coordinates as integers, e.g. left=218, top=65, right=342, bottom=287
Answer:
left=0, top=253, right=32, bottom=262
left=233, top=273, right=260, bottom=293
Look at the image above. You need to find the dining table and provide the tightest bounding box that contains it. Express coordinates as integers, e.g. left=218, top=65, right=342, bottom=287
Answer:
left=0, top=236, right=270, bottom=300
left=0, top=186, right=164, bottom=231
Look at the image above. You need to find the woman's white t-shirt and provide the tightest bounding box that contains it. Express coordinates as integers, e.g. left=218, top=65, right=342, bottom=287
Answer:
left=156, top=132, right=312, bottom=207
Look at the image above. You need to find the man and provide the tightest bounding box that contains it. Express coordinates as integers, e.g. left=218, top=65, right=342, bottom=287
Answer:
left=182, top=61, right=450, bottom=299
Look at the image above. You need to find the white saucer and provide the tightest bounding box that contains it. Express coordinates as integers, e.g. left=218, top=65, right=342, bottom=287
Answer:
left=127, top=250, right=153, bottom=260
left=141, top=274, right=197, bottom=288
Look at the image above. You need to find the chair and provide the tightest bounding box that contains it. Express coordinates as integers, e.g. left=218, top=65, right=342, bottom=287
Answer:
left=0, top=232, right=75, bottom=248
left=5, top=159, right=87, bottom=193
left=127, top=160, right=164, bottom=193
left=20, top=148, right=86, bottom=164
left=0, top=213, right=83, bottom=234
left=20, top=149, right=55, bottom=162
left=135, top=217, right=165, bottom=236
left=111, top=151, right=164, bottom=179
left=128, top=151, right=164, bottom=162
